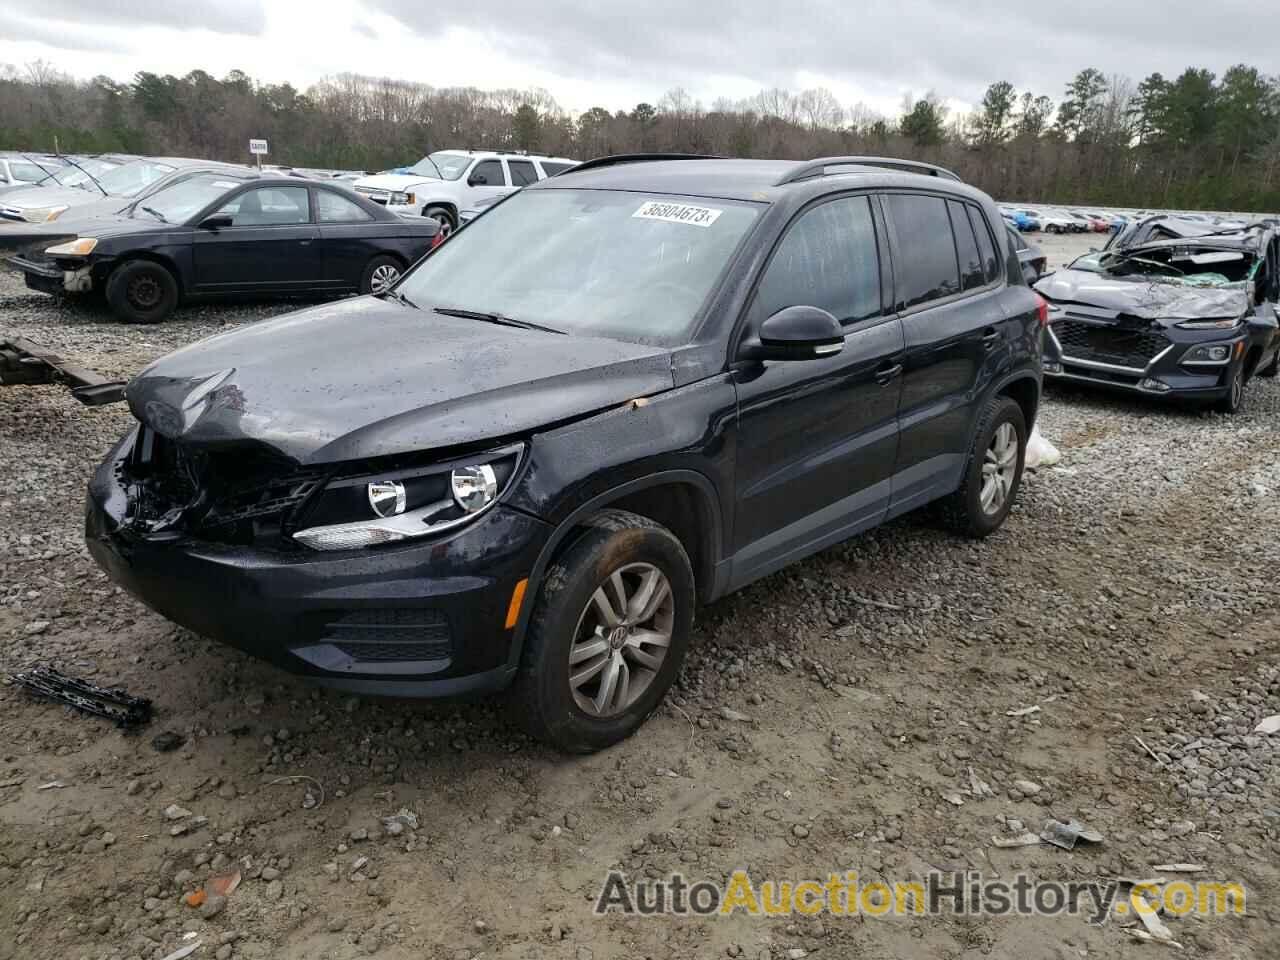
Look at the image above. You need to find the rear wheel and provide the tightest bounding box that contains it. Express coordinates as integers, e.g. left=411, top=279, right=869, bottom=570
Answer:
left=360, top=255, right=402, bottom=295
left=511, top=509, right=694, bottom=754
left=105, top=260, right=178, bottom=324
left=423, top=205, right=455, bottom=237
left=936, top=394, right=1027, bottom=538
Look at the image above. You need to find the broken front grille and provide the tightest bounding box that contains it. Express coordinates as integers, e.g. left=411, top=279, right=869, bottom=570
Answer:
left=1052, top=318, right=1171, bottom=370
left=126, top=427, right=325, bottom=546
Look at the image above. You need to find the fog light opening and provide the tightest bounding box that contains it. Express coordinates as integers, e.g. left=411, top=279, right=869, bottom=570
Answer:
left=1138, top=377, right=1171, bottom=393
left=1042, top=360, right=1063, bottom=375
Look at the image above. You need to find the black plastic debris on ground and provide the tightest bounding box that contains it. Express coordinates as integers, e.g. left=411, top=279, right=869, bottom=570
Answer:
left=11, top=666, right=153, bottom=727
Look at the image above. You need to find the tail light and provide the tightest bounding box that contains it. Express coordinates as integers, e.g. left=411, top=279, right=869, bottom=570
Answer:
left=1034, top=294, right=1049, bottom=328
left=431, top=231, right=445, bottom=250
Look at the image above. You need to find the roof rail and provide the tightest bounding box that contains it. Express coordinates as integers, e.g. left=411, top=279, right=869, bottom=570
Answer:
left=558, top=153, right=721, bottom=176
left=776, top=156, right=962, bottom=186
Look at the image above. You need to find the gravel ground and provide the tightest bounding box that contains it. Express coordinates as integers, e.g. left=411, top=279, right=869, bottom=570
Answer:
left=1, top=240, right=1278, bottom=960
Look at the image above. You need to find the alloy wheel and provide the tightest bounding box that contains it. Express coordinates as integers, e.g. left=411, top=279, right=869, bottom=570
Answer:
left=369, top=263, right=400, bottom=295
left=980, top=422, right=1018, bottom=515
left=567, top=562, right=674, bottom=718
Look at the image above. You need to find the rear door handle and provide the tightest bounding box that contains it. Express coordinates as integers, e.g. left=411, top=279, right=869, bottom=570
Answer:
left=982, top=327, right=1002, bottom=350
left=299, top=239, right=312, bottom=245
left=875, top=362, right=903, bottom=385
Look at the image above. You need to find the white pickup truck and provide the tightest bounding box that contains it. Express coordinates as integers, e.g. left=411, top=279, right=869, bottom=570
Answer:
left=352, top=150, right=578, bottom=235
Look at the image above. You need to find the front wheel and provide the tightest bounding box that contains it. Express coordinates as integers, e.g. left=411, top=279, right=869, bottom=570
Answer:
left=936, top=394, right=1027, bottom=538
left=105, top=260, right=179, bottom=324
left=1213, top=363, right=1246, bottom=414
left=511, top=509, right=694, bottom=754
left=423, top=205, right=455, bottom=238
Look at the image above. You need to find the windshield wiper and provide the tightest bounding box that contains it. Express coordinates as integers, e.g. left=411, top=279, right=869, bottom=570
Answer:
left=47, top=154, right=107, bottom=196
left=432, top=306, right=566, bottom=335
left=380, top=289, right=419, bottom=309
left=139, top=205, right=168, bottom=223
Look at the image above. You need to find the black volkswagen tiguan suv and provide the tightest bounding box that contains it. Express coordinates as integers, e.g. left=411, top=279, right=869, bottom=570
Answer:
left=86, top=155, right=1046, bottom=752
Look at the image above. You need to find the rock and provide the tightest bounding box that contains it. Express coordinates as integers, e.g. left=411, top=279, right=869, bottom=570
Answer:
left=327, top=916, right=349, bottom=932
left=152, top=731, right=185, bottom=752
left=260, top=866, right=280, bottom=881
left=792, top=824, right=810, bottom=838
left=90, top=915, right=111, bottom=935
left=719, top=706, right=751, bottom=723
left=215, top=946, right=233, bottom=960
left=165, top=804, right=192, bottom=820
left=125, top=779, right=143, bottom=796
left=1170, top=820, right=1196, bottom=837
left=24, top=620, right=51, bottom=635
left=349, top=827, right=369, bottom=842
left=200, top=894, right=227, bottom=920
left=264, top=880, right=284, bottom=901
left=474, top=919, right=488, bottom=934
left=1013, top=779, right=1042, bottom=796
left=218, top=784, right=237, bottom=800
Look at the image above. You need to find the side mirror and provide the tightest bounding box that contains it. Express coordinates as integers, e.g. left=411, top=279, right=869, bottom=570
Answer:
left=468, top=173, right=487, bottom=186
left=740, top=306, right=844, bottom=362
left=199, top=214, right=234, bottom=230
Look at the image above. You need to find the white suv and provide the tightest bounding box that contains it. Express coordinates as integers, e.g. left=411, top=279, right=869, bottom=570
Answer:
left=352, top=150, right=578, bottom=235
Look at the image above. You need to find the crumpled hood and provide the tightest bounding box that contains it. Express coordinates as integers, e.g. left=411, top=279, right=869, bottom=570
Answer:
left=1034, top=268, right=1247, bottom=322
left=354, top=173, right=440, bottom=192
left=125, top=298, right=675, bottom=465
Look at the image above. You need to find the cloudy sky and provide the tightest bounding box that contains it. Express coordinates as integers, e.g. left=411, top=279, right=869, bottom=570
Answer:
left=0, top=0, right=1272, bottom=117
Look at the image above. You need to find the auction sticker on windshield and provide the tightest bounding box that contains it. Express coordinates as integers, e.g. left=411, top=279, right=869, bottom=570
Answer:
left=632, top=200, right=723, bottom=227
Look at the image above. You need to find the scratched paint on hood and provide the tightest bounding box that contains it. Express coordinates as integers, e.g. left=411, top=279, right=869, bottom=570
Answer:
left=1034, top=268, right=1246, bottom=322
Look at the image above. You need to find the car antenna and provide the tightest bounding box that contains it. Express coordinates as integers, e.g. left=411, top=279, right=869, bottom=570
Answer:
left=46, top=152, right=108, bottom=196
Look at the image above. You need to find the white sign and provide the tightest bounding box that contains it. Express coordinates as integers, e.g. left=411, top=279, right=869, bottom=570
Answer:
left=631, top=200, right=722, bottom=228
left=248, top=139, right=269, bottom=156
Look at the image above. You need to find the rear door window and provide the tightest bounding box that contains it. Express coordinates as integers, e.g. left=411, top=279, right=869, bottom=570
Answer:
left=316, top=189, right=374, bottom=223
left=753, top=195, right=881, bottom=326
left=886, top=194, right=960, bottom=309
left=508, top=160, right=538, bottom=186
left=948, top=199, right=985, bottom=292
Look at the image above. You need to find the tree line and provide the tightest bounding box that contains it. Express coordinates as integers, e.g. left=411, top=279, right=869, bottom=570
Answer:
left=2, top=60, right=1278, bottom=211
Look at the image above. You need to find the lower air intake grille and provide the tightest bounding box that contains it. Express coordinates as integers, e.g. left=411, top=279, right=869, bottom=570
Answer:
left=1053, top=318, right=1170, bottom=369
left=322, top=609, right=451, bottom=662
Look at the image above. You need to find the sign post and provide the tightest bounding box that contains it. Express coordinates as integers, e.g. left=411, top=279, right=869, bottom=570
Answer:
left=248, top=139, right=269, bottom=170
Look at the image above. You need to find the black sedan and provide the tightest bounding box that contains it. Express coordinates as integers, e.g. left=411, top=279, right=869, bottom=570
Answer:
left=5, top=172, right=441, bottom=323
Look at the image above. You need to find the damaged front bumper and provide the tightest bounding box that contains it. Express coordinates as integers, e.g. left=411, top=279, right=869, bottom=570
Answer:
left=84, top=431, right=552, bottom=697
left=1041, top=316, right=1248, bottom=402
left=7, top=253, right=95, bottom=295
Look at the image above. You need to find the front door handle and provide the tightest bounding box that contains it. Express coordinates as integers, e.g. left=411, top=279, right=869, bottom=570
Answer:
left=299, top=239, right=313, bottom=245
left=875, top=362, right=903, bottom=385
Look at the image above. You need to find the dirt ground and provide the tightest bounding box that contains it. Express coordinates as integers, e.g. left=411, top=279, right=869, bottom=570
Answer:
left=1, top=231, right=1278, bottom=960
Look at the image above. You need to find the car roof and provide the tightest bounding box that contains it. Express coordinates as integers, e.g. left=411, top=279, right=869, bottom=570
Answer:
left=534, top=157, right=988, bottom=204
left=432, top=149, right=578, bottom=163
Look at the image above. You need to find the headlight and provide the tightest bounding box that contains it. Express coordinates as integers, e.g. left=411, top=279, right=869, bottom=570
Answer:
left=1175, top=317, right=1241, bottom=330
left=22, top=205, right=70, bottom=223
left=292, top=445, right=521, bottom=551
left=1180, top=342, right=1235, bottom=366
left=390, top=191, right=416, bottom=205
left=45, top=237, right=98, bottom=257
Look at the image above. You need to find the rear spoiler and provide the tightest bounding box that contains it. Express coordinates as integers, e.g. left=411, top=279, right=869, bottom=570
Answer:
left=0, top=337, right=125, bottom=405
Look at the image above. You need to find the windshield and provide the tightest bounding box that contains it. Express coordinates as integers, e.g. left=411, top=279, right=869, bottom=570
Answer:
left=57, top=158, right=122, bottom=188
left=98, top=160, right=177, bottom=197
left=407, top=152, right=470, bottom=180
left=396, top=188, right=762, bottom=343
left=133, top=173, right=244, bottom=223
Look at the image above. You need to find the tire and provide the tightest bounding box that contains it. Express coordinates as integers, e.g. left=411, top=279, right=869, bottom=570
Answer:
left=936, top=394, right=1027, bottom=538
left=423, top=205, right=455, bottom=237
left=360, top=255, right=402, bottom=296
left=1213, top=363, right=1246, bottom=414
left=511, top=509, right=695, bottom=754
left=1258, top=347, right=1279, bottom=379
left=104, top=260, right=178, bottom=324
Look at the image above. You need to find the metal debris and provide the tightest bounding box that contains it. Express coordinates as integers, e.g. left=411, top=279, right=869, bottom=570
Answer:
left=1133, top=890, right=1179, bottom=945
left=1125, top=929, right=1184, bottom=950
left=159, top=942, right=201, bottom=960
left=1040, top=818, right=1104, bottom=850
left=1151, top=863, right=1206, bottom=873
left=36, top=780, right=66, bottom=791
left=1253, top=715, right=1280, bottom=735
left=11, top=666, right=152, bottom=727
left=991, top=832, right=1043, bottom=848
left=1006, top=705, right=1041, bottom=717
